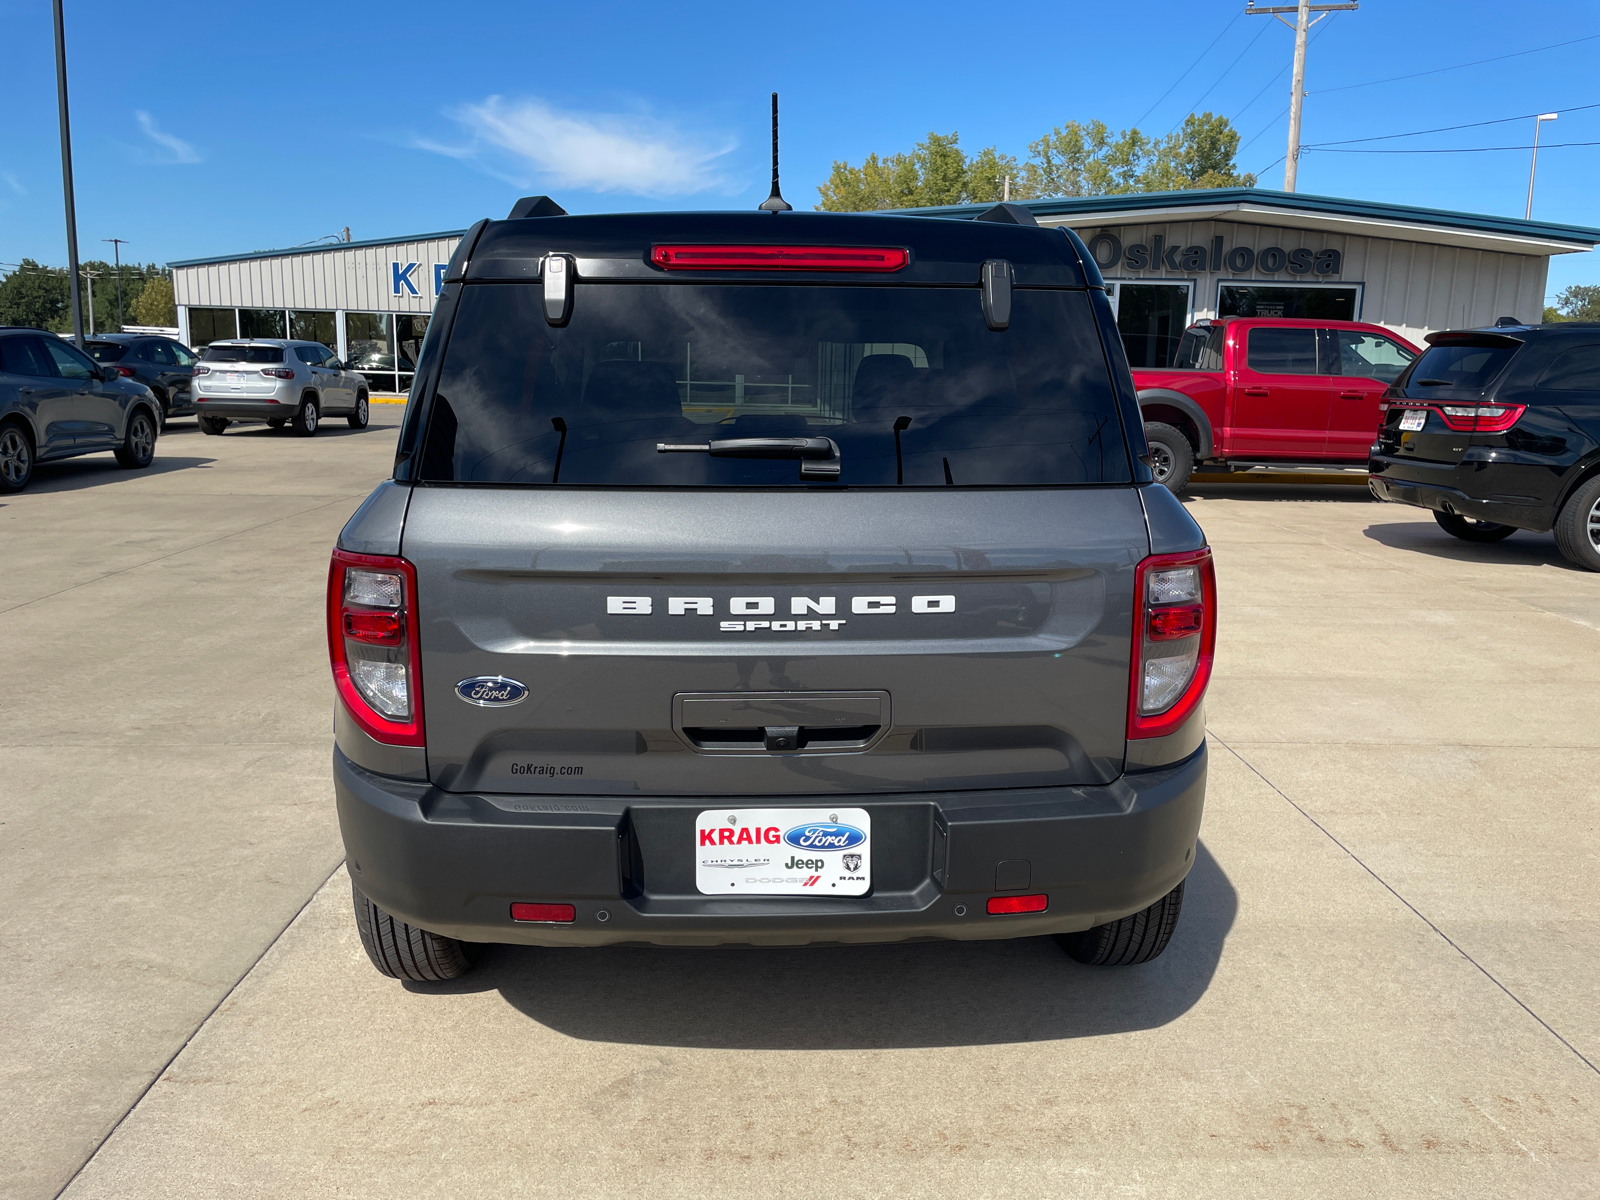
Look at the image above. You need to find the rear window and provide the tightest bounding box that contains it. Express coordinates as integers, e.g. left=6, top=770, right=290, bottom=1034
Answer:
left=1407, top=342, right=1518, bottom=391
left=1172, top=324, right=1224, bottom=371
left=202, top=344, right=285, bottom=364
left=1246, top=327, right=1318, bottom=374
left=419, top=284, right=1130, bottom=487
left=86, top=341, right=129, bottom=362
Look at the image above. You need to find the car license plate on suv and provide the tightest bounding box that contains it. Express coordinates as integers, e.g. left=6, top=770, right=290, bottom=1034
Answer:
left=695, top=807, right=870, bottom=896
left=1398, top=409, right=1427, bottom=431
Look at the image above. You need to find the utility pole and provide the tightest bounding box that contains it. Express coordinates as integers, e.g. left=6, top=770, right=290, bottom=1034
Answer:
left=1525, top=112, right=1558, bottom=220
left=1248, top=0, right=1358, bottom=192
left=52, top=0, right=84, bottom=347
left=81, top=267, right=99, bottom=336
left=104, top=237, right=129, bottom=329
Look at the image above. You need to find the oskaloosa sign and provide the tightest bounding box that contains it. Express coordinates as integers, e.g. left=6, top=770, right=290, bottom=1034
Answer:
left=1086, top=232, right=1343, bottom=277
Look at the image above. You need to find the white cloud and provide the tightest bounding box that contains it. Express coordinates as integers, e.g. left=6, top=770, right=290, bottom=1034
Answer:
left=418, top=96, right=735, bottom=196
left=135, top=111, right=201, bottom=164
left=2, top=172, right=25, bottom=195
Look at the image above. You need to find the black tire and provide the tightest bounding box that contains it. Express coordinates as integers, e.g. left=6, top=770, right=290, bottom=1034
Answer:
left=1056, top=879, right=1185, bottom=966
left=0, top=420, right=34, bottom=493
left=1144, top=422, right=1195, bottom=495
left=1553, top=474, right=1600, bottom=571
left=1434, top=511, right=1516, bottom=543
left=153, top=390, right=169, bottom=432
left=347, top=391, right=370, bottom=429
left=114, top=408, right=157, bottom=469
left=198, top=414, right=229, bottom=436
left=292, top=396, right=320, bottom=437
left=267, top=418, right=286, bottom=429
left=352, top=883, right=474, bottom=981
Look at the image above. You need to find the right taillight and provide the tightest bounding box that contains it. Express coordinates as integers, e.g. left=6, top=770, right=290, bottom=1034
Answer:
left=327, top=548, right=424, bottom=746
left=1128, top=547, right=1217, bottom=740
left=1438, top=404, right=1525, bottom=433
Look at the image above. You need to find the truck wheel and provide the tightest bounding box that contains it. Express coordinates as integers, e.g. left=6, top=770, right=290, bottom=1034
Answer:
left=352, top=883, right=474, bottom=981
left=1553, top=474, right=1600, bottom=571
left=114, top=409, right=157, bottom=469
left=1144, top=422, right=1194, bottom=495
left=198, top=414, right=229, bottom=435
left=1057, top=879, right=1185, bottom=966
left=1434, top=512, right=1516, bottom=543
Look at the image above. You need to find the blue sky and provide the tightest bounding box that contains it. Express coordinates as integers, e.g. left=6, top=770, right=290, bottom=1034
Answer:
left=1, top=0, right=1596, bottom=301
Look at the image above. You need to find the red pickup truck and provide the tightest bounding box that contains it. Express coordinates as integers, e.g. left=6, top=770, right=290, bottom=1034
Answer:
left=1133, top=317, right=1421, bottom=492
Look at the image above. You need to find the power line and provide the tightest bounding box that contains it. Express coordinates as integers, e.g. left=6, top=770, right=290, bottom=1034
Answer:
left=1132, top=9, right=1244, bottom=129
left=1307, top=140, right=1600, bottom=154
left=1312, top=32, right=1600, bottom=95
left=1247, top=1, right=1360, bottom=192
left=1304, top=100, right=1600, bottom=148
left=1167, top=19, right=1274, bottom=136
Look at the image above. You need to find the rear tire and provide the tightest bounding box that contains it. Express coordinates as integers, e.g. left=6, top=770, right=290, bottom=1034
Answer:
left=0, top=421, right=34, bottom=493
left=292, top=396, right=319, bottom=437
left=352, top=883, right=474, bottom=981
left=347, top=392, right=369, bottom=429
left=1434, top=511, right=1516, bottom=543
left=114, top=408, right=157, bottom=469
left=1144, top=422, right=1195, bottom=495
left=198, top=414, right=229, bottom=435
left=1553, top=474, right=1600, bottom=571
left=1056, top=879, right=1185, bottom=966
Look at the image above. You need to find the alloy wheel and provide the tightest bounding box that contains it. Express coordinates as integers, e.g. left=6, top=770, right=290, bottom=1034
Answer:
left=1149, top=443, right=1173, bottom=483
left=1588, top=495, right=1600, bottom=551
left=131, top=414, right=155, bottom=461
left=0, top=428, right=29, bottom=484
left=304, top=403, right=318, bottom=432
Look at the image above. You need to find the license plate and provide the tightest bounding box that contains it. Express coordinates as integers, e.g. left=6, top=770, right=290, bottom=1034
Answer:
left=1398, top=409, right=1427, bottom=431
left=695, top=807, right=870, bottom=896
left=225, top=372, right=244, bottom=382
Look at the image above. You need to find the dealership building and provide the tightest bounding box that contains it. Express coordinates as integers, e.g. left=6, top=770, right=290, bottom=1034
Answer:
left=169, top=187, right=1600, bottom=389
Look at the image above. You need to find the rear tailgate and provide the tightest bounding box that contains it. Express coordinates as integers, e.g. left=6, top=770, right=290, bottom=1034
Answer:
left=405, top=487, right=1143, bottom=796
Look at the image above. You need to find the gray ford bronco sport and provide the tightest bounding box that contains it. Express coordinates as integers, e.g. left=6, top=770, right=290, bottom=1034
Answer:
left=329, top=195, right=1215, bottom=981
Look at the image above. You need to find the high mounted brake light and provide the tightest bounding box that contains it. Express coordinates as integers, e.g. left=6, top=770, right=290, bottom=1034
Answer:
left=1128, top=547, right=1217, bottom=740
left=650, top=245, right=909, bottom=272
left=327, top=548, right=424, bottom=746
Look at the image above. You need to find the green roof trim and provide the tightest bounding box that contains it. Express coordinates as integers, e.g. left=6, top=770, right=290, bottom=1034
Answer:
left=168, top=229, right=469, bottom=270
left=883, top=187, right=1600, bottom=247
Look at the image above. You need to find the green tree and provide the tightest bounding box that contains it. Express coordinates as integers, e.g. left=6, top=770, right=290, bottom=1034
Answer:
left=1021, top=120, right=1150, bottom=197
left=1137, top=113, right=1256, bottom=192
left=131, top=274, right=176, bottom=327
left=0, top=260, right=69, bottom=329
left=817, top=131, right=1020, bottom=211
left=1547, top=284, right=1600, bottom=323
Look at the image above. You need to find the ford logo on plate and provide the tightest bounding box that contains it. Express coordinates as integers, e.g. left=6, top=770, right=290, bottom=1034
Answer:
left=455, top=676, right=529, bottom=707
left=782, top=822, right=866, bottom=851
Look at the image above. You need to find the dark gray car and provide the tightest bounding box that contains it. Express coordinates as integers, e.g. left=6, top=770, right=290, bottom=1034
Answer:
left=328, top=200, right=1216, bottom=981
left=0, top=328, right=161, bottom=492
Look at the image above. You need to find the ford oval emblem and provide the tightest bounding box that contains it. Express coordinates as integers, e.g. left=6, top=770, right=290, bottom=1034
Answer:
left=455, top=676, right=529, bottom=707
left=782, top=822, right=866, bottom=852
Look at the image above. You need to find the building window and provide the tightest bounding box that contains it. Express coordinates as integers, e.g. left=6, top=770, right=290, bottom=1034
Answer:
left=1218, top=285, right=1360, bottom=321
left=289, top=311, right=337, bottom=354
left=188, top=307, right=237, bottom=347
left=239, top=308, right=287, bottom=339
left=1109, top=282, right=1193, bottom=369
left=345, top=312, right=399, bottom=393
left=395, top=315, right=429, bottom=395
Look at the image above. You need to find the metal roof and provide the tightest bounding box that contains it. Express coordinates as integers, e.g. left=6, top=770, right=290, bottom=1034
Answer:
left=168, top=229, right=468, bottom=269
left=888, top=188, right=1600, bottom=256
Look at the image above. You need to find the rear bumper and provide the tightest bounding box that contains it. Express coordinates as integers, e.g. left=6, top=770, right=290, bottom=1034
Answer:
left=333, top=745, right=1207, bottom=947
left=193, top=396, right=292, bottom=419
left=1368, top=457, right=1556, bottom=532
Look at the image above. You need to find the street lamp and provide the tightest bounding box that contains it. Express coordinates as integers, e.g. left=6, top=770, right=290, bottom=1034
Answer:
left=1525, top=112, right=1558, bottom=220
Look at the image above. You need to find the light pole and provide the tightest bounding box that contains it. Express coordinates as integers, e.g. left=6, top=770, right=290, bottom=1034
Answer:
left=52, top=0, right=84, bottom=347
left=104, top=237, right=129, bottom=329
left=1525, top=112, right=1558, bottom=220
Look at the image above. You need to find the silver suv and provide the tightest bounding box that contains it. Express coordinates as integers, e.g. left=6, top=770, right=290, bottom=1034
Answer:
left=193, top=339, right=369, bottom=436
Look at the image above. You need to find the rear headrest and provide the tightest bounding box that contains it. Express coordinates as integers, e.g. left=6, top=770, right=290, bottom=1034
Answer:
left=582, top=360, right=682, bottom=418
left=852, top=354, right=918, bottom=417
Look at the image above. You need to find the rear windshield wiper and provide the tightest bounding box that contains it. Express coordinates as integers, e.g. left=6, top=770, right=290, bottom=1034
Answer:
left=658, top=436, right=841, bottom=480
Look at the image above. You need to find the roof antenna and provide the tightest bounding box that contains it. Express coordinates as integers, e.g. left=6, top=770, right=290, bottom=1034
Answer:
left=759, top=92, right=792, bottom=213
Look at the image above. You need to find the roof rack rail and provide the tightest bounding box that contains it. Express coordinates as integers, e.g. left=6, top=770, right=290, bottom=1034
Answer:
left=973, top=202, right=1039, bottom=227
left=507, top=196, right=568, bottom=220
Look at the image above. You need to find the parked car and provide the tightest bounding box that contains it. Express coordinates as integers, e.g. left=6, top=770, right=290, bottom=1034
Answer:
left=1133, top=316, right=1421, bottom=491
left=0, top=327, right=160, bottom=492
left=84, top=333, right=199, bottom=429
left=1369, top=321, right=1600, bottom=571
left=192, top=339, right=370, bottom=436
left=330, top=198, right=1215, bottom=983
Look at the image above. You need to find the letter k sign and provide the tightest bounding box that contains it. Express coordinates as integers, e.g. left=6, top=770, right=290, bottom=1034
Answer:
left=391, top=261, right=420, bottom=297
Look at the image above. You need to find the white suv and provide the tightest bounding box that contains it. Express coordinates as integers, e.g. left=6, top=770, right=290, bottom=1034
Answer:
left=193, top=339, right=369, bottom=436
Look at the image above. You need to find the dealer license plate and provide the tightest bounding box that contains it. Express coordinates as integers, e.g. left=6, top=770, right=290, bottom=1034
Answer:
left=1398, top=409, right=1427, bottom=431
left=695, top=807, right=871, bottom=896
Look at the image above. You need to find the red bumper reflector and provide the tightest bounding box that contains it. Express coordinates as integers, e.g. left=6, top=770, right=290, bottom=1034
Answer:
left=511, top=902, right=576, bottom=923
left=1148, top=604, right=1203, bottom=640
left=343, top=609, right=402, bottom=645
left=651, top=244, right=909, bottom=272
left=987, top=894, right=1048, bottom=915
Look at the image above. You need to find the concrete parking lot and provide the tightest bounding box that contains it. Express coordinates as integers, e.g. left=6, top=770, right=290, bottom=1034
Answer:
left=2, top=416, right=1596, bottom=1199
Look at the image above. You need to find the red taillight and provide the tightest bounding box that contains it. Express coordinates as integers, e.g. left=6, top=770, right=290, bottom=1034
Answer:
left=987, top=894, right=1048, bottom=915
left=192, top=366, right=211, bottom=376
left=511, top=903, right=576, bottom=923
left=650, top=245, right=909, bottom=272
left=116, top=365, right=136, bottom=377
left=1438, top=403, right=1525, bottom=433
left=327, top=548, right=424, bottom=747
left=261, top=367, right=295, bottom=379
left=1128, top=547, right=1217, bottom=740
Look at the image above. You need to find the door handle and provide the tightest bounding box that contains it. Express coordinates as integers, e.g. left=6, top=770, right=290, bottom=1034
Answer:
left=1242, top=387, right=1270, bottom=397
left=1338, top=391, right=1365, bottom=399
left=19, top=387, right=34, bottom=395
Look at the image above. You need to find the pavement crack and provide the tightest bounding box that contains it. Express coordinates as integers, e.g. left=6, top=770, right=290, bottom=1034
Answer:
left=1211, top=731, right=1600, bottom=1081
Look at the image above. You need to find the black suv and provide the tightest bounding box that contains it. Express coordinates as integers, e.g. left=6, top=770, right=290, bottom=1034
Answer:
left=330, top=198, right=1215, bottom=982
left=1370, top=323, right=1600, bottom=570
left=84, top=333, right=198, bottom=428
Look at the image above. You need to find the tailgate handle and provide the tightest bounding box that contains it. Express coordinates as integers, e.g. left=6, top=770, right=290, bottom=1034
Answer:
left=674, top=691, right=890, bottom=755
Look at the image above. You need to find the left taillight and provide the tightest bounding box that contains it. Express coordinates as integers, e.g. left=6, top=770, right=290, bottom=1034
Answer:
left=327, top=548, right=424, bottom=746
left=116, top=365, right=136, bottom=377
left=1128, top=546, right=1217, bottom=740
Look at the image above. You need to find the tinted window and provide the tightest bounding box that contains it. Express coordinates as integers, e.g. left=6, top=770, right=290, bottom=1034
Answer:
left=201, top=344, right=286, bottom=364
left=0, top=336, right=55, bottom=378
left=1536, top=344, right=1600, bottom=391
left=295, top=345, right=324, bottom=364
left=1333, top=330, right=1415, bottom=383
left=43, top=339, right=96, bottom=380
left=170, top=343, right=198, bottom=366
left=1172, top=324, right=1225, bottom=371
left=422, top=284, right=1129, bottom=487
left=147, top=342, right=177, bottom=366
left=1408, top=343, right=1517, bottom=390
left=86, top=341, right=129, bottom=362
left=1247, top=327, right=1318, bottom=374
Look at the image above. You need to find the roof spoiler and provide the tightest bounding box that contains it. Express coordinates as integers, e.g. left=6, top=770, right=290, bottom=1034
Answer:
left=973, top=202, right=1038, bottom=227
left=1424, top=330, right=1524, bottom=348
left=507, top=195, right=568, bottom=219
